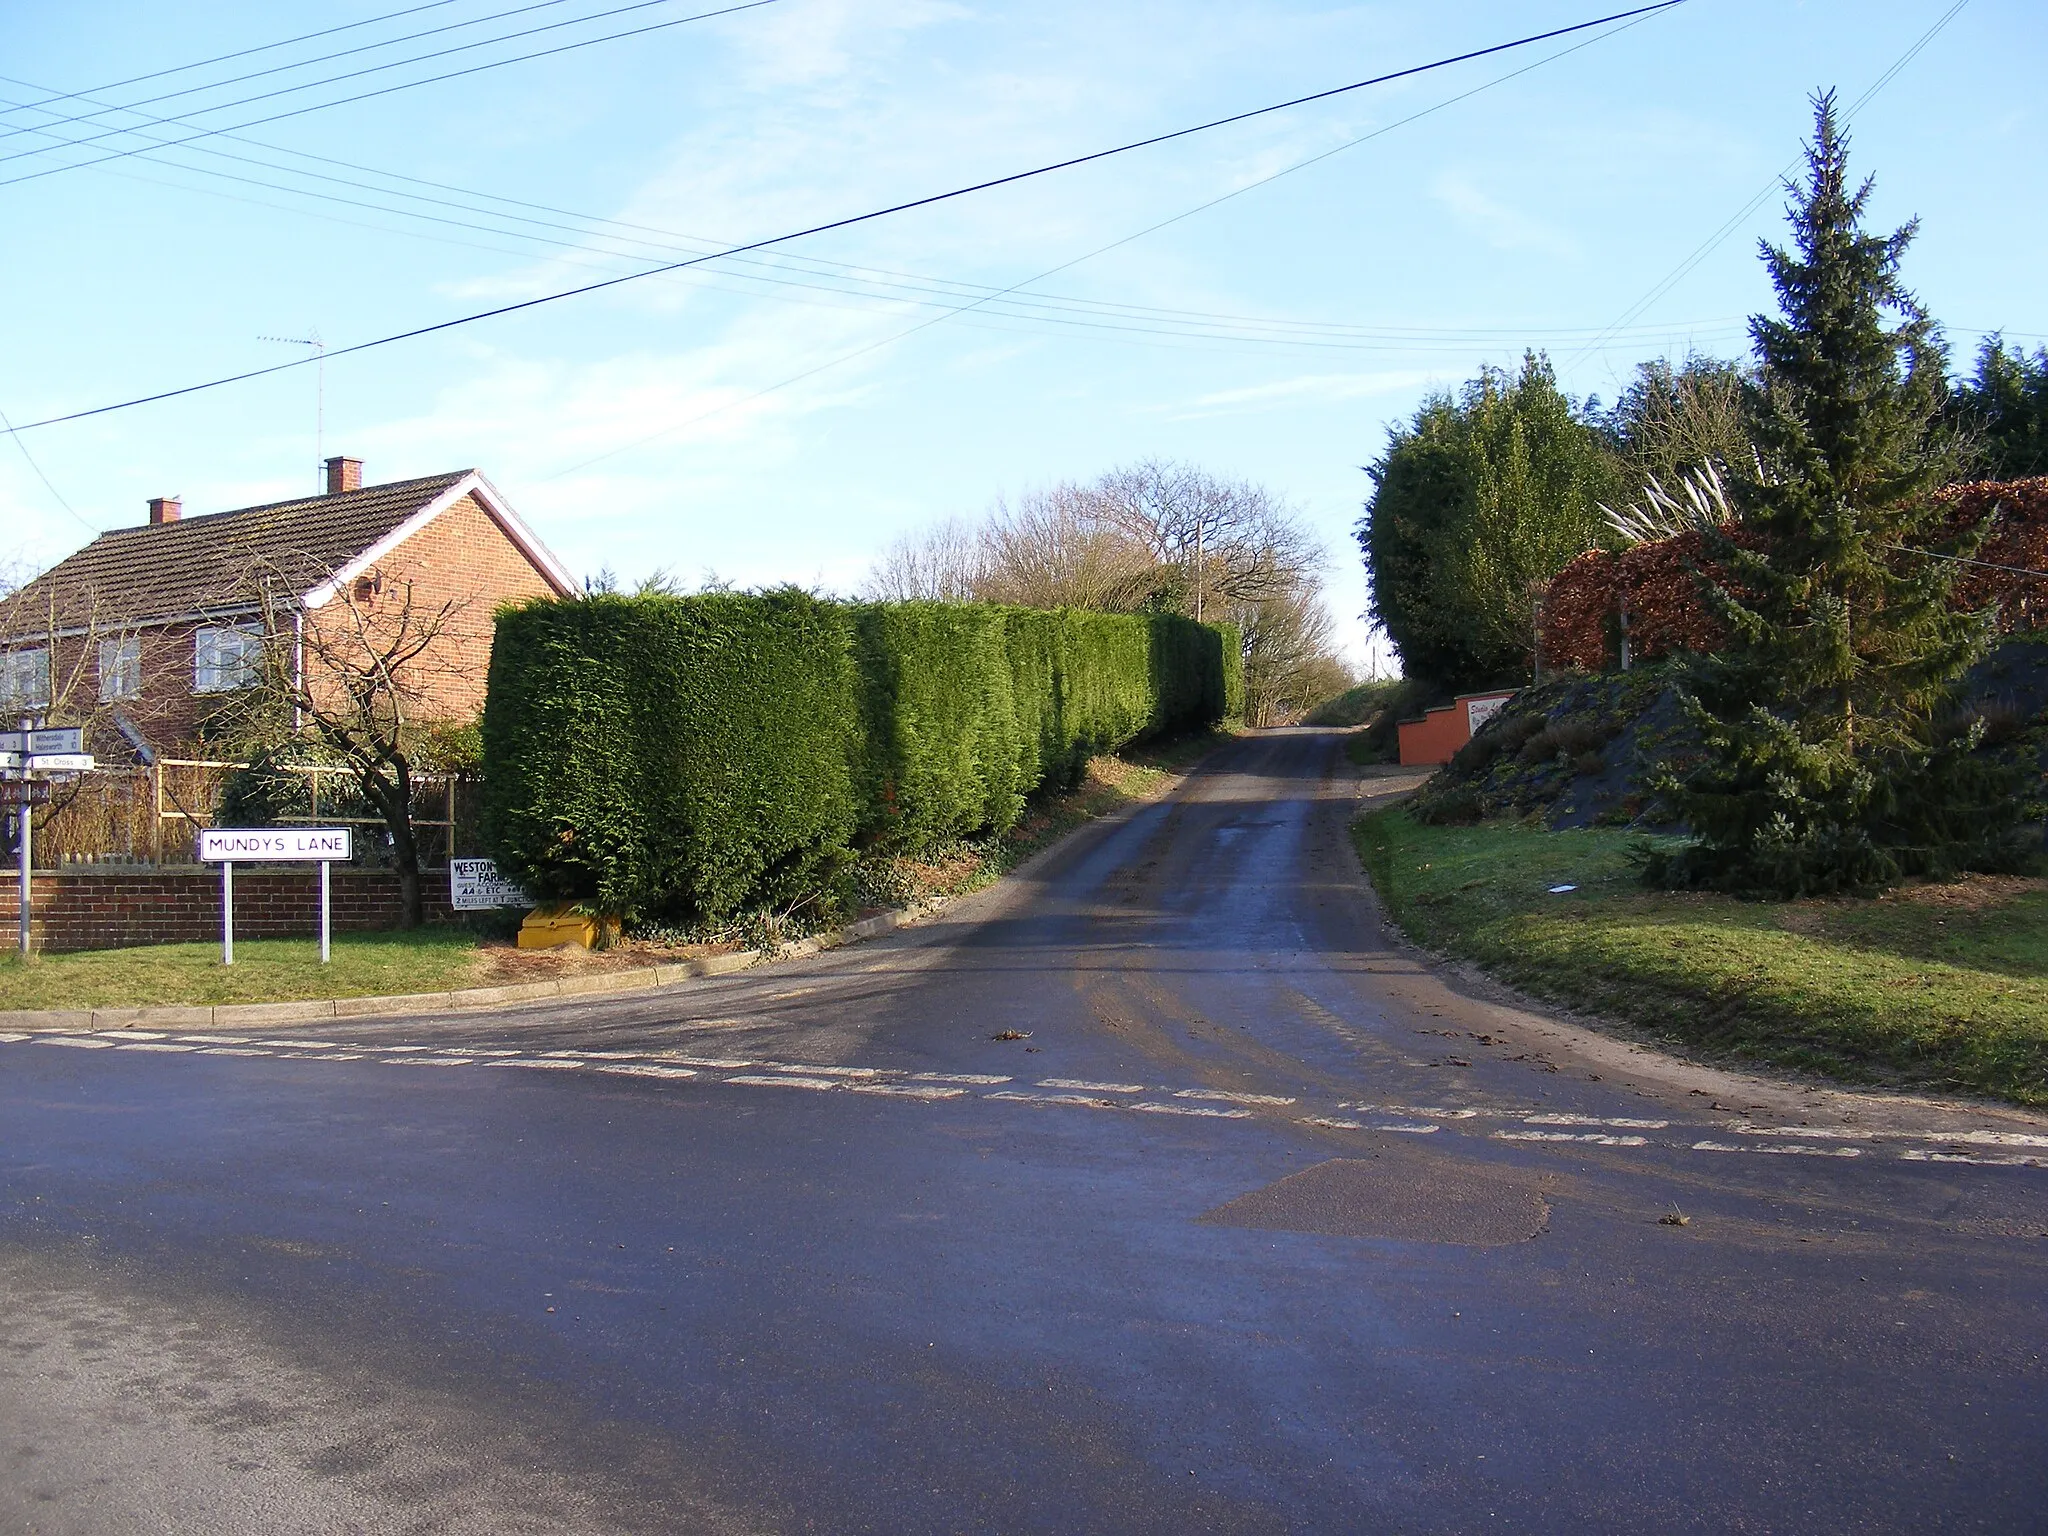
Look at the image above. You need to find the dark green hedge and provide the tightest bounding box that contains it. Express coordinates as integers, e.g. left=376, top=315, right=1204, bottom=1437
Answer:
left=483, top=594, right=1237, bottom=920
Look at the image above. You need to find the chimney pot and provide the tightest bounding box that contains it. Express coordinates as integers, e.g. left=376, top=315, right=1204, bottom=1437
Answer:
left=324, top=456, right=363, bottom=495
left=148, top=496, right=182, bottom=525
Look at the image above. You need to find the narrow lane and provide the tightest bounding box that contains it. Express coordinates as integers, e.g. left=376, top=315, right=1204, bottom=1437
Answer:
left=3, top=729, right=2044, bottom=1533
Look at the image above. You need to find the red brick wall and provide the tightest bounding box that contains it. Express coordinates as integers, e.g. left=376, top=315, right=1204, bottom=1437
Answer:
left=0, top=866, right=455, bottom=954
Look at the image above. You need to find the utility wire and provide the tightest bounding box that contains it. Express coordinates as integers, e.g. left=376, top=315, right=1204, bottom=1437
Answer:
left=10, top=0, right=1687, bottom=435
left=1562, top=0, right=1972, bottom=371
left=0, top=1, right=468, bottom=113
left=0, top=0, right=778, bottom=178
left=0, top=405, right=96, bottom=533
left=542, top=0, right=1680, bottom=478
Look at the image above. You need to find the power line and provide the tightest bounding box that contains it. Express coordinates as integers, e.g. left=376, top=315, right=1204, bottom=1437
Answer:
left=9, top=0, right=1689, bottom=435
left=0, top=0, right=468, bottom=114
left=0, top=1, right=779, bottom=189
left=0, top=0, right=704, bottom=151
left=542, top=0, right=1683, bottom=478
left=1562, top=0, right=1972, bottom=371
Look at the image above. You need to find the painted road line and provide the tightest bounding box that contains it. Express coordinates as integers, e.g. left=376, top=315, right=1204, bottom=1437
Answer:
left=1920, top=1129, right=2048, bottom=1149
left=117, top=1031, right=168, bottom=1040
left=115, top=1042, right=197, bottom=1053
left=200, top=1047, right=272, bottom=1056
left=1344, top=1103, right=1483, bottom=1119
left=470, top=1048, right=524, bottom=1057
left=0, top=1032, right=29, bottom=1043
left=724, top=1074, right=840, bottom=1091
left=254, top=1040, right=336, bottom=1049
left=384, top=1057, right=474, bottom=1067
left=1730, top=1124, right=1873, bottom=1141
left=175, top=1034, right=250, bottom=1044
left=1524, top=1113, right=1668, bottom=1130
left=1130, top=1102, right=1253, bottom=1120
left=1693, top=1140, right=1860, bottom=1158
left=988, top=1090, right=1119, bottom=1109
left=381, top=1045, right=435, bottom=1053
left=911, top=1072, right=1011, bottom=1085
left=848, top=1083, right=966, bottom=1100
left=1038, top=1078, right=1146, bottom=1094
left=1370, top=1121, right=1442, bottom=1135
left=485, top=1058, right=583, bottom=1071
left=315, top=1053, right=365, bottom=1061
left=593, top=1064, right=698, bottom=1080
left=1901, top=1149, right=2047, bottom=1168
left=38, top=1037, right=118, bottom=1049
left=1495, top=1130, right=1649, bottom=1147
left=773, top=1064, right=881, bottom=1078
left=1173, top=1089, right=1296, bottom=1106
left=665, top=1056, right=758, bottom=1069
left=1301, top=1117, right=1365, bottom=1130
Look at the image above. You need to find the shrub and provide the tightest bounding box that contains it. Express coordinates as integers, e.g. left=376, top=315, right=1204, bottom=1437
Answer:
left=483, top=594, right=1236, bottom=920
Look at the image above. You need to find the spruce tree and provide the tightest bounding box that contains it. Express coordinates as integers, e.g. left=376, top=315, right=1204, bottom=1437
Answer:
left=1649, top=93, right=2022, bottom=896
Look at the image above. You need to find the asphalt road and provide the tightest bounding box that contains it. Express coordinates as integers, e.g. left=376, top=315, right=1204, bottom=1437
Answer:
left=4, top=728, right=2045, bottom=1534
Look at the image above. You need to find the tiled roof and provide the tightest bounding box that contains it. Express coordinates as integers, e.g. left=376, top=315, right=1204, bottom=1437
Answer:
left=2, top=471, right=473, bottom=636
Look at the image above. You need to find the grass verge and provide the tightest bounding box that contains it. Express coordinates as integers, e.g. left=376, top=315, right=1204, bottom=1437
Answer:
left=1354, top=806, right=2048, bottom=1108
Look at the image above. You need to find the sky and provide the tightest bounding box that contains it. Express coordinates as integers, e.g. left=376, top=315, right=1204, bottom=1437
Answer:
left=4, top=0, right=2044, bottom=672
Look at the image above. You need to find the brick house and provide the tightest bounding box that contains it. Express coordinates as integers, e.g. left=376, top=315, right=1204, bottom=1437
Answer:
left=0, top=457, right=575, bottom=757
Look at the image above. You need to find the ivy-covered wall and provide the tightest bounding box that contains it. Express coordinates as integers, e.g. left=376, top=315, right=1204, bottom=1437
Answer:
left=482, top=594, right=1237, bottom=920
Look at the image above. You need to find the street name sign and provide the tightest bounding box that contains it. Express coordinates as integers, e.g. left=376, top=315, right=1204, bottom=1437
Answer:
left=199, top=827, right=354, bottom=862
left=0, top=727, right=86, bottom=756
left=450, top=857, right=531, bottom=910
left=24, top=753, right=94, bottom=774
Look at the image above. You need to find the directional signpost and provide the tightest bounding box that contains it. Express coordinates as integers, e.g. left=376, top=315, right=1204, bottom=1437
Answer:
left=198, top=827, right=354, bottom=965
left=7, top=722, right=96, bottom=957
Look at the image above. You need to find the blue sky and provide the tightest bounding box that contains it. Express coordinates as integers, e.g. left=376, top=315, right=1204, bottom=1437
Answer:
left=4, top=0, right=2043, bottom=668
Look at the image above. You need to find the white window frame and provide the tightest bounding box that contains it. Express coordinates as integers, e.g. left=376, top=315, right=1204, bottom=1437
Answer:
left=0, top=647, right=51, bottom=710
left=193, top=624, right=263, bottom=694
left=99, top=636, right=143, bottom=701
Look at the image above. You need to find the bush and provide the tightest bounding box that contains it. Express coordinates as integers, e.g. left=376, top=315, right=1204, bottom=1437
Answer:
left=483, top=594, right=1236, bottom=920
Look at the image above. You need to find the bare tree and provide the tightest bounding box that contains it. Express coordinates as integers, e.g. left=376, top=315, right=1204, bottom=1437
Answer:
left=862, top=517, right=985, bottom=601
left=1088, top=460, right=1320, bottom=621
left=238, top=559, right=473, bottom=928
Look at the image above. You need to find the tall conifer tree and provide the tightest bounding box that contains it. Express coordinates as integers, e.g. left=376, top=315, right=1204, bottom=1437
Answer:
left=1650, top=94, right=2021, bottom=896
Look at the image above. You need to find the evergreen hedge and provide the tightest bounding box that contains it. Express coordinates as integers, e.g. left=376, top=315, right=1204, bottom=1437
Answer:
left=482, top=594, right=1238, bottom=920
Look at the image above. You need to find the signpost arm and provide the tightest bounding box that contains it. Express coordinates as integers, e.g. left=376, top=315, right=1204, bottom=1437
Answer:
left=319, top=858, right=331, bottom=964
left=222, top=860, right=234, bottom=966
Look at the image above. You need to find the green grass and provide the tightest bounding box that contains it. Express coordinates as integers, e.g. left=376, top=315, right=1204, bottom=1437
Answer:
left=0, top=929, right=489, bottom=1011
left=1354, top=807, right=2048, bottom=1107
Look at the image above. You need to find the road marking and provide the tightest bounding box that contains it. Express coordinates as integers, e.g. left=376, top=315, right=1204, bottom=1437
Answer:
left=1730, top=1124, right=1872, bottom=1141
left=38, top=1037, right=117, bottom=1049
left=1038, top=1078, right=1145, bottom=1094
left=255, top=1039, right=335, bottom=1049
left=384, top=1056, right=474, bottom=1067
left=1131, top=1101, right=1252, bottom=1119
left=1693, top=1140, right=1860, bottom=1158
left=1370, top=1121, right=1442, bottom=1135
left=0, top=1032, right=30, bottom=1043
left=1300, top=1116, right=1364, bottom=1130
left=200, top=1047, right=272, bottom=1056
left=1344, top=1103, right=1482, bottom=1119
left=1927, top=1129, right=2048, bottom=1150
left=1901, top=1149, right=2047, bottom=1168
left=115, top=1042, right=197, bottom=1053
left=849, top=1083, right=965, bottom=1100
left=1173, top=1088, right=1296, bottom=1106
left=593, top=1064, right=698, bottom=1080
left=1524, top=1113, right=1668, bottom=1130
left=176, top=1034, right=249, bottom=1044
left=911, top=1072, right=1011, bottom=1085
left=774, top=1064, right=880, bottom=1078
left=1495, top=1130, right=1648, bottom=1147
left=989, top=1090, right=1118, bottom=1109
left=315, top=1052, right=365, bottom=1061
left=666, top=1056, right=757, bottom=1069
left=724, top=1074, right=839, bottom=1091
left=117, top=1031, right=168, bottom=1040
left=485, top=1058, right=582, bottom=1071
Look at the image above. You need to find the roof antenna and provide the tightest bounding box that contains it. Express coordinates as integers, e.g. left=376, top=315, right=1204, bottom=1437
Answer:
left=258, top=332, right=324, bottom=490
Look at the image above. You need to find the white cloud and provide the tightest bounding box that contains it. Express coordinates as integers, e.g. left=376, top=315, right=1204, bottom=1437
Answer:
left=1430, top=172, right=1579, bottom=259
left=1161, top=369, right=1442, bottom=419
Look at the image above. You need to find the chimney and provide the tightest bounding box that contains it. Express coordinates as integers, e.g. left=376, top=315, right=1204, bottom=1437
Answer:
left=324, top=456, right=363, bottom=495
left=148, top=496, right=182, bottom=525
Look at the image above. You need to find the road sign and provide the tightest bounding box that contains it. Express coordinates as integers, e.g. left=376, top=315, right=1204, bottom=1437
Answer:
left=199, top=827, right=354, bottom=863
left=0, top=727, right=85, bottom=756
left=24, top=753, right=94, bottom=773
left=450, top=857, right=531, bottom=910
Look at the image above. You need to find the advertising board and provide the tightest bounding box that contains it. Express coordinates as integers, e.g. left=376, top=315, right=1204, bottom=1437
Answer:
left=450, top=857, right=531, bottom=910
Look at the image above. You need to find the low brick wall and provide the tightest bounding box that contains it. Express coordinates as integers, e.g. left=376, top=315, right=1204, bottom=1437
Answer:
left=0, top=866, right=455, bottom=954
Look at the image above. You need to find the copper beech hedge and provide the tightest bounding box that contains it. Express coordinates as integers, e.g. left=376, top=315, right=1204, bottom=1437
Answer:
left=1540, top=476, right=2048, bottom=671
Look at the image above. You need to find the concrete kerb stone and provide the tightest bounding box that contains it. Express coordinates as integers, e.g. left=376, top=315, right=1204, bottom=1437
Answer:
left=0, top=896, right=939, bottom=1034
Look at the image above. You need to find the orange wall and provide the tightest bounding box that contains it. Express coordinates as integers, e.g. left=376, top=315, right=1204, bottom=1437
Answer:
left=1397, top=692, right=1515, bottom=767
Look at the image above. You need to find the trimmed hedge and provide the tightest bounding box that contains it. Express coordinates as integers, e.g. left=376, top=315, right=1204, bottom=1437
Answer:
left=483, top=595, right=1237, bottom=920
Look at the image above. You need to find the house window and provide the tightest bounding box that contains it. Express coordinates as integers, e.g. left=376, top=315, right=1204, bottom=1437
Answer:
left=194, top=624, right=263, bottom=693
left=99, top=637, right=143, bottom=701
left=0, top=647, right=50, bottom=710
